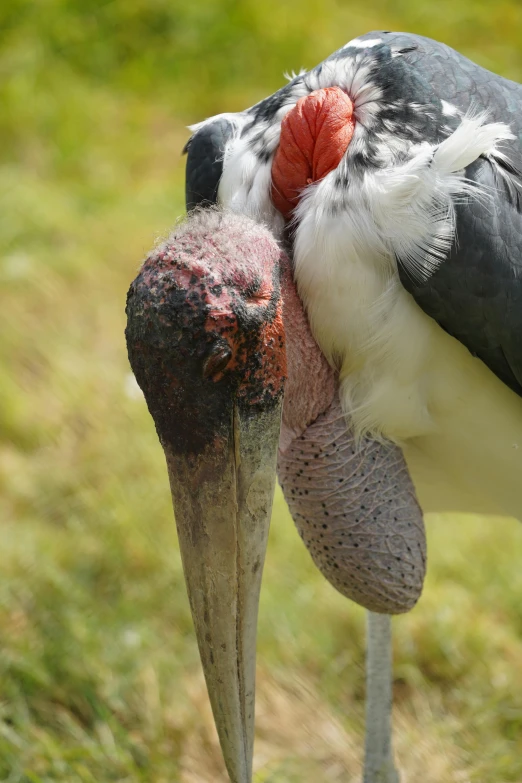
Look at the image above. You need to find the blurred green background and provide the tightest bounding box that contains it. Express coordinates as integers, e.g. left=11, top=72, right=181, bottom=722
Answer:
left=2, top=1, right=522, bottom=780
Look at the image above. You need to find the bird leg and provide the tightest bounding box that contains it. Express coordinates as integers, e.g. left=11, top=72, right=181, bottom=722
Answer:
left=364, top=612, right=399, bottom=783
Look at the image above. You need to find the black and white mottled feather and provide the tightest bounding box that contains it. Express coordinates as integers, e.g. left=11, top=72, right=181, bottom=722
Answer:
left=184, top=31, right=522, bottom=437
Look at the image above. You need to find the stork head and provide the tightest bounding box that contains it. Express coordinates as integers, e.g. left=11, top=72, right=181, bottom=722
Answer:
left=125, top=210, right=287, bottom=783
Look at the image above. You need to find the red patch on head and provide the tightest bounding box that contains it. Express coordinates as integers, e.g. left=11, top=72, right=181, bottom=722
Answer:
left=201, top=270, right=287, bottom=404
left=271, top=86, right=355, bottom=219
left=249, top=296, right=286, bottom=401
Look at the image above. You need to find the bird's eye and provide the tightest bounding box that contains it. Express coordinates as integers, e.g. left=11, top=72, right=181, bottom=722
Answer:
left=243, top=276, right=272, bottom=305
left=202, top=342, right=232, bottom=379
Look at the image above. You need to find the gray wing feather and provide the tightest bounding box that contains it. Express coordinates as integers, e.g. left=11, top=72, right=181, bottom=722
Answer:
left=359, top=32, right=522, bottom=395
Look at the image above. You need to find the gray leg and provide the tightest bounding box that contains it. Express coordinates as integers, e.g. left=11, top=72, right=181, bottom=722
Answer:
left=363, top=611, right=399, bottom=783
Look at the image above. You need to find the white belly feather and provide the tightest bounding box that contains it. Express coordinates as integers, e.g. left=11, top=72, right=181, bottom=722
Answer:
left=293, top=218, right=438, bottom=441
left=292, top=116, right=513, bottom=439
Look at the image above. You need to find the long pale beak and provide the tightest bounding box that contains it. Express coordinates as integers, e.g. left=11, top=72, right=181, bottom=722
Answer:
left=165, top=402, right=282, bottom=783
left=125, top=210, right=287, bottom=783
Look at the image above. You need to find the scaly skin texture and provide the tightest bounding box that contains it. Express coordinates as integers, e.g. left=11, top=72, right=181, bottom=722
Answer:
left=278, top=251, right=426, bottom=614
left=279, top=397, right=426, bottom=613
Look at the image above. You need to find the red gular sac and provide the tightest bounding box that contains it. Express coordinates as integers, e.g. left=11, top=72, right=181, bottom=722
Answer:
left=125, top=209, right=287, bottom=457
left=271, top=86, right=355, bottom=220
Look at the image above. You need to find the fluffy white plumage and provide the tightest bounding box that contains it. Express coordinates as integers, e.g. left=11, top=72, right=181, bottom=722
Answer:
left=292, top=115, right=513, bottom=441
left=218, top=101, right=513, bottom=442
left=209, top=47, right=522, bottom=516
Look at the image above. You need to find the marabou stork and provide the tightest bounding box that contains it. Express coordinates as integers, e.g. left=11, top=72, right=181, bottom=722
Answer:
left=126, top=31, right=522, bottom=782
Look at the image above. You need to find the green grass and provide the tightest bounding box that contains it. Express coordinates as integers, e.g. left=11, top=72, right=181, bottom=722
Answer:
left=2, top=1, right=522, bottom=780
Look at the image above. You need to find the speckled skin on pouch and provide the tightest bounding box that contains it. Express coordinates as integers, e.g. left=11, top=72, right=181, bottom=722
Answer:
left=126, top=209, right=426, bottom=614
left=279, top=398, right=426, bottom=613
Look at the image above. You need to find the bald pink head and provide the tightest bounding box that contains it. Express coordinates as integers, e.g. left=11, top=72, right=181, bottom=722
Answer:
left=126, top=209, right=287, bottom=457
